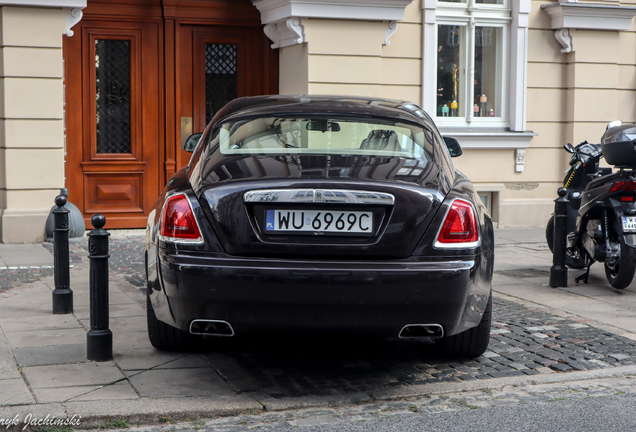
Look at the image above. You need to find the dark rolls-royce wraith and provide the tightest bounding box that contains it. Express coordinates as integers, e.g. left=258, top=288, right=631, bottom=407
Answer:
left=144, top=95, right=495, bottom=358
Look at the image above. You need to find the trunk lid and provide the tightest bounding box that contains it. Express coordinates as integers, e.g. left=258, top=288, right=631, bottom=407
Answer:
left=193, top=154, right=444, bottom=259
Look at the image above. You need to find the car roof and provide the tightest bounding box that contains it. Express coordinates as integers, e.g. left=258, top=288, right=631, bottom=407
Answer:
left=210, top=95, right=432, bottom=128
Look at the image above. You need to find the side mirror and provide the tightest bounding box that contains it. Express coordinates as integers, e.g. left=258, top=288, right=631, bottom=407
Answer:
left=183, top=133, right=202, bottom=152
left=443, top=136, right=462, bottom=157
left=564, top=143, right=575, bottom=153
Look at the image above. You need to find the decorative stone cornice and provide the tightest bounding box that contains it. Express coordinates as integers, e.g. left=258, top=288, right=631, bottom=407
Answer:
left=252, top=0, right=412, bottom=48
left=542, top=2, right=636, bottom=53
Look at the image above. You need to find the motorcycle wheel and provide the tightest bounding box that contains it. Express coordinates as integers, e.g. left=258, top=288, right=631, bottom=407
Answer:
left=546, top=216, right=554, bottom=252
left=545, top=215, right=585, bottom=269
left=604, top=245, right=636, bottom=289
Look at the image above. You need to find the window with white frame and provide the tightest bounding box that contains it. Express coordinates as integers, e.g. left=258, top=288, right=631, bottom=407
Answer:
left=434, top=0, right=510, bottom=128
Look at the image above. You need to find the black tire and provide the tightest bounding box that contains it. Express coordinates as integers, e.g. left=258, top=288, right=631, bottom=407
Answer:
left=546, top=215, right=555, bottom=253
left=439, top=295, right=492, bottom=358
left=605, top=245, right=636, bottom=289
left=147, top=295, right=194, bottom=351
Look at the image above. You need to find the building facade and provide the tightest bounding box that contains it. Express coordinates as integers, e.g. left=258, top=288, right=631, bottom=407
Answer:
left=0, top=0, right=635, bottom=242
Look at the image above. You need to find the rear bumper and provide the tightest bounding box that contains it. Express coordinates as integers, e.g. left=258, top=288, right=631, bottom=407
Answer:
left=151, top=251, right=491, bottom=337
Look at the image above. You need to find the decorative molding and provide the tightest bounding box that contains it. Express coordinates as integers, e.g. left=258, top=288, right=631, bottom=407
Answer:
left=0, top=0, right=85, bottom=6
left=65, top=7, right=83, bottom=37
left=542, top=2, right=636, bottom=32
left=252, top=0, right=412, bottom=24
left=252, top=0, right=412, bottom=49
left=264, top=17, right=305, bottom=49
left=437, top=130, right=537, bottom=150
left=554, top=28, right=573, bottom=53
left=384, top=20, right=398, bottom=46
left=515, top=148, right=526, bottom=173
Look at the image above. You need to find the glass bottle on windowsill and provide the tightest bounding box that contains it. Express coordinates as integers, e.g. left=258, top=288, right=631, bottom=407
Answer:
left=442, top=104, right=449, bottom=117
left=450, top=100, right=458, bottom=117
left=479, top=94, right=487, bottom=117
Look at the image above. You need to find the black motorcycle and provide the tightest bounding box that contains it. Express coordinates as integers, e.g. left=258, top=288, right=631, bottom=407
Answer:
left=546, top=121, right=636, bottom=289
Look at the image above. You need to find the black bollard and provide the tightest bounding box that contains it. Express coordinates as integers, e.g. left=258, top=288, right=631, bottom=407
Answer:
left=87, top=214, right=113, bottom=361
left=550, top=188, right=569, bottom=287
left=52, top=195, right=73, bottom=314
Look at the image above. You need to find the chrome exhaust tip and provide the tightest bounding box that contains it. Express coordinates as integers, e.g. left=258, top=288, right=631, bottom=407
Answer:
left=189, top=319, right=235, bottom=337
left=398, top=324, right=444, bottom=339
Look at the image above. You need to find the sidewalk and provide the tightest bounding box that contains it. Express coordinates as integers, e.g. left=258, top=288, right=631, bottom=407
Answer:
left=1, top=227, right=636, bottom=428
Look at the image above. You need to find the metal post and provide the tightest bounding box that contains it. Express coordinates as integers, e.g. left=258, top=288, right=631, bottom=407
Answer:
left=550, top=188, right=569, bottom=287
left=52, top=195, right=73, bottom=314
left=87, top=214, right=112, bottom=361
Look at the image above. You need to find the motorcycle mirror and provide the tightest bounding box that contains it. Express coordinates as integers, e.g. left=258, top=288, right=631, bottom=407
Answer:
left=564, top=143, right=575, bottom=153
left=606, top=120, right=622, bottom=131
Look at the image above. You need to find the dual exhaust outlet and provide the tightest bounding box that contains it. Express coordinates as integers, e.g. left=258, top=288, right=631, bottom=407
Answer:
left=189, top=319, right=444, bottom=339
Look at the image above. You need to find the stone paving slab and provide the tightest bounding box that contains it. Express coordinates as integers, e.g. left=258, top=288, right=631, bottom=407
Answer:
left=12, top=343, right=87, bottom=367
left=4, top=327, right=87, bottom=348
left=34, top=382, right=139, bottom=404
left=0, top=314, right=82, bottom=333
left=124, top=368, right=236, bottom=398
left=22, top=362, right=126, bottom=389
left=0, top=244, right=53, bottom=268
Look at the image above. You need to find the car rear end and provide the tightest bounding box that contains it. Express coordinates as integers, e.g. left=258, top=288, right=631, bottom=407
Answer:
left=146, top=98, right=494, bottom=345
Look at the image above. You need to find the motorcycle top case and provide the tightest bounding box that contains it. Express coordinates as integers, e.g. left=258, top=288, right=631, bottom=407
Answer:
left=602, top=124, right=636, bottom=168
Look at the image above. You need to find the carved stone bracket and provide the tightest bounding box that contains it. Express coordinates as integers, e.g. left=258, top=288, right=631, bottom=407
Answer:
left=554, top=28, right=573, bottom=53
left=65, top=7, right=83, bottom=37
left=264, top=17, right=305, bottom=49
left=515, top=148, right=526, bottom=173
left=384, top=21, right=398, bottom=46
left=542, top=2, right=636, bottom=54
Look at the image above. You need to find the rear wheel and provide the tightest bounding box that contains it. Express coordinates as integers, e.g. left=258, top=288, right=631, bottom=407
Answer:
left=147, top=295, right=194, bottom=351
left=546, top=216, right=555, bottom=252
left=439, top=295, right=491, bottom=358
left=605, top=245, right=636, bottom=289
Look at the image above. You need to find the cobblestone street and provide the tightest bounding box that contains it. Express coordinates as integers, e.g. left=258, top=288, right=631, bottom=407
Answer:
left=2, top=232, right=636, bottom=402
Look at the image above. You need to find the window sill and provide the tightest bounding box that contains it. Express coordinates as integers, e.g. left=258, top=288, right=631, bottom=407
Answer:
left=437, top=128, right=537, bottom=149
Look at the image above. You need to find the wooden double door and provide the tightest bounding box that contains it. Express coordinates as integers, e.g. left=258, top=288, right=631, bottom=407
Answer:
left=64, top=1, right=278, bottom=228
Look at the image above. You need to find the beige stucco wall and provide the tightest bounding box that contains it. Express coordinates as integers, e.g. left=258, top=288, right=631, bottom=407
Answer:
left=0, top=6, right=66, bottom=243
left=278, top=0, right=636, bottom=228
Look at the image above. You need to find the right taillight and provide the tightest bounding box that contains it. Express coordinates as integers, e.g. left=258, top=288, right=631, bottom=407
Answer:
left=159, top=193, right=203, bottom=243
left=435, top=199, right=480, bottom=248
left=610, top=180, right=636, bottom=193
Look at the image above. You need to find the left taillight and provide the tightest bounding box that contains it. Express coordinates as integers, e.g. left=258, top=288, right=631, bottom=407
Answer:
left=434, top=199, right=480, bottom=248
left=159, top=193, right=203, bottom=244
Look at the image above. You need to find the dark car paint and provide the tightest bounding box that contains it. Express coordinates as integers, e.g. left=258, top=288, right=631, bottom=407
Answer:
left=144, top=95, right=494, bottom=339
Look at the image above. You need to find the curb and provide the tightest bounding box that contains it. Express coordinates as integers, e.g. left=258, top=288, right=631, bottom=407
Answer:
left=3, top=365, right=636, bottom=430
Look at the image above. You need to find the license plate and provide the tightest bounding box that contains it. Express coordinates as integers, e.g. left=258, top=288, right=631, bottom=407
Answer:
left=265, top=209, right=373, bottom=233
left=623, top=216, right=636, bottom=232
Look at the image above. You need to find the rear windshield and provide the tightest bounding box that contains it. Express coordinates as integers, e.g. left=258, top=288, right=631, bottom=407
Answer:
left=217, top=116, right=433, bottom=160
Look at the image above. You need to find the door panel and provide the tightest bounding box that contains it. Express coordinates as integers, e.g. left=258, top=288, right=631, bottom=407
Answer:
left=176, top=25, right=270, bottom=170
left=66, top=20, right=161, bottom=228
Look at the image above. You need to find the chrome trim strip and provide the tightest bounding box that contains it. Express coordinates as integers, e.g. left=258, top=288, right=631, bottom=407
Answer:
left=243, top=189, right=395, bottom=205
left=157, top=192, right=205, bottom=245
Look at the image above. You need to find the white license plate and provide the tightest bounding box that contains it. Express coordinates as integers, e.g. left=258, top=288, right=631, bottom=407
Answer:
left=265, top=209, right=373, bottom=233
left=623, top=216, right=636, bottom=232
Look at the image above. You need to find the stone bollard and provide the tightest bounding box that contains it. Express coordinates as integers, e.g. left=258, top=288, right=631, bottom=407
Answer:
left=52, top=195, right=73, bottom=314
left=549, top=188, right=569, bottom=288
left=86, top=214, right=113, bottom=361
